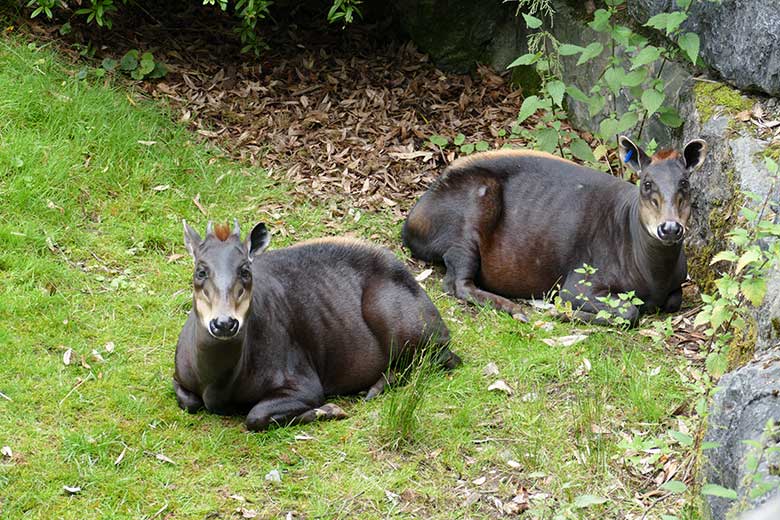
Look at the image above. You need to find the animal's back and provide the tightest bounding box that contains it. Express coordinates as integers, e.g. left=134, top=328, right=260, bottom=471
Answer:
left=254, top=238, right=449, bottom=394
left=402, top=150, right=632, bottom=296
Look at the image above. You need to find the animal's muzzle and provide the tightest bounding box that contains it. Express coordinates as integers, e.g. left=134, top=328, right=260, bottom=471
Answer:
left=657, top=221, right=684, bottom=243
left=209, top=317, right=239, bottom=339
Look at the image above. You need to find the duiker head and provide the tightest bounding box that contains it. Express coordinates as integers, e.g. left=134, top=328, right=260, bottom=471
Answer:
left=183, top=220, right=270, bottom=340
left=619, top=136, right=707, bottom=246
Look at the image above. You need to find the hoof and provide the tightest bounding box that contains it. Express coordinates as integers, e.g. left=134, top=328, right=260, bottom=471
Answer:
left=314, top=403, right=347, bottom=421
left=512, top=311, right=529, bottom=323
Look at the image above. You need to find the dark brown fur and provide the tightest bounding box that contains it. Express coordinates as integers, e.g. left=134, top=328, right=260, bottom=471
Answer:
left=174, top=223, right=461, bottom=431
left=402, top=138, right=707, bottom=326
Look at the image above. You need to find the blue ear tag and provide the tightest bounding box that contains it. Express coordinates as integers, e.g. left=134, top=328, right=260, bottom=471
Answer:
left=623, top=149, right=634, bottom=163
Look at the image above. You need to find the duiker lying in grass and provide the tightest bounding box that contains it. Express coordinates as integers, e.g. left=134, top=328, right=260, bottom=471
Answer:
left=173, top=220, right=461, bottom=431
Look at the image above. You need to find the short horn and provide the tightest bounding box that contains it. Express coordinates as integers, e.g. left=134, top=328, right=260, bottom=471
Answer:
left=232, top=219, right=240, bottom=237
left=206, top=221, right=214, bottom=235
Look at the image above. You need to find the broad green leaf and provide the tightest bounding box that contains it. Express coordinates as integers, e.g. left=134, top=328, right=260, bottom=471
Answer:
left=701, top=484, right=738, bottom=500
left=701, top=441, right=721, bottom=450
left=678, top=32, right=700, bottom=64
left=642, top=88, right=665, bottom=116
left=589, top=9, right=611, bottom=32
left=475, top=140, right=490, bottom=152
left=741, top=277, right=767, bottom=307
left=587, top=94, right=605, bottom=117
left=604, top=67, right=625, bottom=94
left=645, top=13, right=670, bottom=31
left=736, top=249, right=762, bottom=274
left=662, top=516, right=679, bottom=520
left=706, top=351, right=729, bottom=378
left=507, top=52, right=539, bottom=68
left=766, top=156, right=779, bottom=174
left=139, top=53, right=155, bottom=75
left=599, top=117, right=619, bottom=139
left=660, top=480, right=687, bottom=494
left=577, top=42, right=604, bottom=66
left=535, top=127, right=559, bottom=153
left=517, top=96, right=543, bottom=124
left=429, top=135, right=448, bottom=148
left=615, top=111, right=639, bottom=134
left=677, top=0, right=691, bottom=9
left=558, top=43, right=585, bottom=56
left=631, top=46, right=663, bottom=70
left=120, top=50, right=139, bottom=71
left=566, top=84, right=590, bottom=103
left=453, top=133, right=466, bottom=146
left=670, top=430, right=693, bottom=446
left=570, top=138, right=596, bottom=162
left=522, top=13, right=543, bottom=29
left=101, top=58, right=118, bottom=71
left=460, top=143, right=475, bottom=154
left=710, top=300, right=732, bottom=328
left=547, top=80, right=566, bottom=107
left=664, top=11, right=688, bottom=34
left=574, top=494, right=609, bottom=508
left=658, top=106, right=684, bottom=127
left=622, top=69, right=647, bottom=87
left=710, top=250, right=739, bottom=265
left=611, top=24, right=633, bottom=47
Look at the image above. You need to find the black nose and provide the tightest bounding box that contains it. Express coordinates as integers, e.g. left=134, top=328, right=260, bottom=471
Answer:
left=657, top=221, right=683, bottom=241
left=209, top=317, right=239, bottom=337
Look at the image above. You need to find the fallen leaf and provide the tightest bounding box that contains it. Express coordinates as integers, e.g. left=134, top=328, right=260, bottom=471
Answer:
left=91, top=349, right=105, bottom=363
left=192, top=193, right=207, bottom=216
left=483, top=362, right=499, bottom=377
left=541, top=334, right=588, bottom=347
left=155, top=453, right=175, bottom=464
left=294, top=433, right=315, bottom=441
left=151, top=184, right=170, bottom=191
left=1, top=446, right=12, bottom=458
left=384, top=490, right=401, bottom=504
left=167, top=253, right=185, bottom=263
left=487, top=379, right=514, bottom=396
left=472, top=476, right=487, bottom=486
left=736, top=110, right=752, bottom=122
left=415, top=268, right=433, bottom=282
left=228, top=494, right=246, bottom=502
left=63, top=348, right=74, bottom=366
left=236, top=507, right=258, bottom=519
left=114, top=446, right=126, bottom=466
left=63, top=485, right=81, bottom=495
left=104, top=341, right=115, bottom=353
left=137, top=140, right=157, bottom=146
left=533, top=320, right=554, bottom=332
left=507, top=459, right=522, bottom=469
left=264, top=469, right=281, bottom=482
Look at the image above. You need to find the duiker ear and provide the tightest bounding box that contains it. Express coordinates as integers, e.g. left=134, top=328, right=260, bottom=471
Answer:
left=683, top=139, right=707, bottom=171
left=618, top=136, right=651, bottom=172
left=247, top=222, right=270, bottom=257
left=183, top=220, right=202, bottom=259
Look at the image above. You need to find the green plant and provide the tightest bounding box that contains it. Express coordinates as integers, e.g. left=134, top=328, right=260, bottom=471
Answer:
left=427, top=133, right=492, bottom=155
left=508, top=0, right=705, bottom=171
left=695, top=156, right=780, bottom=378
left=99, top=49, right=167, bottom=80
left=327, top=0, right=362, bottom=26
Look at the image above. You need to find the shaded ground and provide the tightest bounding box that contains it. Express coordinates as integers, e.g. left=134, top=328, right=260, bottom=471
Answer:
left=21, top=2, right=536, bottom=215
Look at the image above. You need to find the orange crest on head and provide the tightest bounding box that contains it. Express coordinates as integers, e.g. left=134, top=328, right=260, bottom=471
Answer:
left=213, top=222, right=232, bottom=241
left=651, top=149, right=681, bottom=163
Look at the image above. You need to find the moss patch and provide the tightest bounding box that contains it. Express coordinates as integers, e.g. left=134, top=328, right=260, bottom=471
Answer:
left=727, top=320, right=758, bottom=370
left=693, top=81, right=752, bottom=123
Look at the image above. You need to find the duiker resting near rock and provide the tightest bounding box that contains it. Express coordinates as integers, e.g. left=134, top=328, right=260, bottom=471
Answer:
left=174, top=221, right=460, bottom=431
left=402, top=136, right=707, bottom=326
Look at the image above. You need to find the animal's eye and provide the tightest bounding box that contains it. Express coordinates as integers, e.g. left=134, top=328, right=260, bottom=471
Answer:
left=643, top=181, right=653, bottom=192
left=679, top=179, right=690, bottom=190
left=239, top=266, right=252, bottom=281
left=195, top=267, right=208, bottom=280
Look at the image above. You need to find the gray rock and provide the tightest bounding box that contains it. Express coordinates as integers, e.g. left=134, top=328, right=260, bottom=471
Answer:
left=629, top=0, right=780, bottom=96
left=702, top=348, right=780, bottom=519
left=741, top=496, right=780, bottom=520
left=390, top=0, right=527, bottom=73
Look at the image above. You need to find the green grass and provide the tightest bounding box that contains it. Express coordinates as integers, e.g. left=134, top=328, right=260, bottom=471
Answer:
left=0, top=37, right=699, bottom=519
